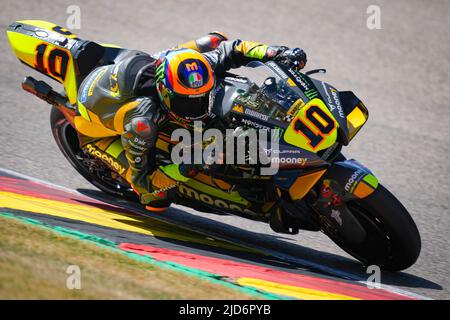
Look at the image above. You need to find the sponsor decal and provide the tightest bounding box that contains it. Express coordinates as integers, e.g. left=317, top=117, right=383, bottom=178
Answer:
left=80, top=89, right=88, bottom=104
left=321, top=82, right=345, bottom=118
left=232, top=105, right=244, bottom=113
left=270, top=156, right=307, bottom=166
left=155, top=60, right=166, bottom=83
left=331, top=193, right=343, bottom=206
left=321, top=142, right=338, bottom=161
left=321, top=83, right=335, bottom=110
left=267, top=61, right=288, bottom=79
left=88, top=68, right=107, bottom=97
left=330, top=88, right=345, bottom=118
left=134, top=119, right=151, bottom=135
left=244, top=108, right=269, bottom=121
left=208, top=34, right=221, bottom=47
left=133, top=136, right=146, bottom=146
left=263, top=148, right=307, bottom=166
left=304, top=89, right=319, bottom=100
left=287, top=98, right=305, bottom=117
left=241, top=118, right=271, bottom=131
left=320, top=179, right=343, bottom=207
left=288, top=68, right=310, bottom=91
left=179, top=184, right=256, bottom=215
left=80, top=68, right=103, bottom=103
left=182, top=61, right=205, bottom=89
left=287, top=69, right=319, bottom=99
left=128, top=148, right=145, bottom=156
left=85, top=144, right=126, bottom=174
left=345, top=169, right=365, bottom=192
left=225, top=76, right=248, bottom=84
left=185, top=62, right=199, bottom=72
left=321, top=183, right=334, bottom=198
left=188, top=72, right=203, bottom=88
left=264, top=148, right=304, bottom=155
left=150, top=181, right=179, bottom=196
left=128, top=140, right=146, bottom=151
left=109, top=65, right=120, bottom=97
left=331, top=209, right=343, bottom=226
left=240, top=119, right=283, bottom=140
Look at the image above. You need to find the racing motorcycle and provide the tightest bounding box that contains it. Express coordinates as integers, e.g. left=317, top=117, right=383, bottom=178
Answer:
left=6, top=20, right=421, bottom=271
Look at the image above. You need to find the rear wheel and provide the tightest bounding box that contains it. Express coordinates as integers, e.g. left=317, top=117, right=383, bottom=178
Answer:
left=50, top=107, right=138, bottom=201
left=324, top=184, right=421, bottom=271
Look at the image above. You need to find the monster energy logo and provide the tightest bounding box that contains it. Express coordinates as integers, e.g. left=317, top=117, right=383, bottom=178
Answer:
left=155, top=61, right=166, bottom=83
left=287, top=68, right=320, bottom=100
left=304, top=89, right=319, bottom=99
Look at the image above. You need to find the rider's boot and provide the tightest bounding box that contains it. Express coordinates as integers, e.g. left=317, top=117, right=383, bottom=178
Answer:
left=141, top=163, right=201, bottom=213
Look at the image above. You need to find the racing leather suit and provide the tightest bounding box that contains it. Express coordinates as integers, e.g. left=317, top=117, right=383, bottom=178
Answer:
left=76, top=33, right=305, bottom=211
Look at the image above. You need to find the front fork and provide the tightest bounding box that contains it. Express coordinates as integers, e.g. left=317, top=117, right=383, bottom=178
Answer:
left=311, top=159, right=379, bottom=244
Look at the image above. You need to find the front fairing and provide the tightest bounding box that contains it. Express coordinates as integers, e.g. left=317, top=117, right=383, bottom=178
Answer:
left=241, top=61, right=368, bottom=148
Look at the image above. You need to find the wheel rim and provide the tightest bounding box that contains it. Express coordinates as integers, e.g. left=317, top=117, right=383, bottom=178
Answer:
left=58, top=121, right=134, bottom=195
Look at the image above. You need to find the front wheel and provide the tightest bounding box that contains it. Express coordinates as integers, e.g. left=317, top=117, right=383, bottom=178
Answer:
left=325, top=184, right=421, bottom=271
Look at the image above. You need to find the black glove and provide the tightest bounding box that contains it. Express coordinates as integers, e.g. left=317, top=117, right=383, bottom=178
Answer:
left=275, top=47, right=307, bottom=70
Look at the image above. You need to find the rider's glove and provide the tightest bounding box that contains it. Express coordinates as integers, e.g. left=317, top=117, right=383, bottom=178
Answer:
left=275, top=47, right=307, bottom=70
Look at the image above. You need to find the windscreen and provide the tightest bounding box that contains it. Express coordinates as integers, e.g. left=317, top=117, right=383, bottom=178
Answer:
left=234, top=61, right=305, bottom=123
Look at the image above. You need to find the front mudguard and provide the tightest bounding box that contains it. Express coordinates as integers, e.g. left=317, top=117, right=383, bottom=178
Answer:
left=312, top=159, right=379, bottom=244
left=319, top=159, right=379, bottom=202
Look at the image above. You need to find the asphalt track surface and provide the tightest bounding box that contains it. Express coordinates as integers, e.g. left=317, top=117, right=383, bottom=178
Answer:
left=0, top=0, right=449, bottom=299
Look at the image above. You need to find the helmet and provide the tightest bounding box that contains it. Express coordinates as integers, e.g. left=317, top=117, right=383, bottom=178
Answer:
left=155, top=49, right=215, bottom=122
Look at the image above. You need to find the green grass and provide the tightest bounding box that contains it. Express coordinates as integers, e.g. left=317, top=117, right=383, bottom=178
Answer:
left=0, top=215, right=256, bottom=299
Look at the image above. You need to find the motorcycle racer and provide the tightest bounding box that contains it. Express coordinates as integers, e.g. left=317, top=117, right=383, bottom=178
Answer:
left=6, top=19, right=422, bottom=270
left=76, top=33, right=307, bottom=212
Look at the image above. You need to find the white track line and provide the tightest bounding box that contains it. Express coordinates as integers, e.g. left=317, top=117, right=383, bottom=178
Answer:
left=0, top=167, right=431, bottom=300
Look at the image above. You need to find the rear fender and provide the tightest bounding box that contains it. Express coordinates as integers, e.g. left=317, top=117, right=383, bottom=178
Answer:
left=6, top=20, right=104, bottom=104
left=7, top=21, right=79, bottom=104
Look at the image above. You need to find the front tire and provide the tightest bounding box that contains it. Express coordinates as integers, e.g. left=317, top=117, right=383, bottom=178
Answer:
left=325, top=184, right=421, bottom=271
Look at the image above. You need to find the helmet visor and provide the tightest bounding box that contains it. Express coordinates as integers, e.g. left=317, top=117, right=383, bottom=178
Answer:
left=170, top=94, right=210, bottom=120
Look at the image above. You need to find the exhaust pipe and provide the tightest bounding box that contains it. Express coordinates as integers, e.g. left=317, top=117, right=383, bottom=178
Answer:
left=21, top=76, right=74, bottom=110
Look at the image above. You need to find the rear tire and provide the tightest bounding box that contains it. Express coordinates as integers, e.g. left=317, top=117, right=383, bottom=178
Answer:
left=50, top=107, right=138, bottom=201
left=325, top=184, right=421, bottom=271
